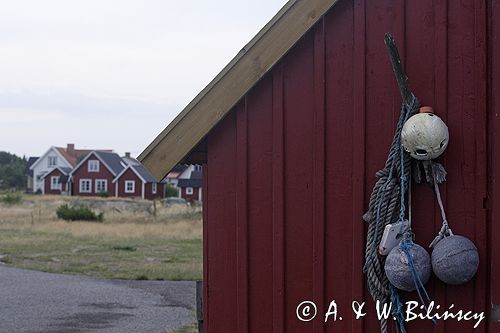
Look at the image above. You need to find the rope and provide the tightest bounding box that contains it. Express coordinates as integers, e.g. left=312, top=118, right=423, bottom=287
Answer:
left=428, top=160, right=453, bottom=248
left=363, top=33, right=421, bottom=333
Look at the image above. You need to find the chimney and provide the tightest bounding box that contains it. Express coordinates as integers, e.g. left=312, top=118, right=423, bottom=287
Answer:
left=67, top=144, right=75, bottom=155
left=125, top=152, right=131, bottom=158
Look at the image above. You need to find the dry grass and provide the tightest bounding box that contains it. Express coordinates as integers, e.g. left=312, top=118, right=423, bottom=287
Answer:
left=0, top=194, right=202, bottom=280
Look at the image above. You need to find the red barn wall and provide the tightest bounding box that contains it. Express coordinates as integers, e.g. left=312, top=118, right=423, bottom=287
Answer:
left=203, top=0, right=494, bottom=332
left=44, top=169, right=64, bottom=195
left=181, top=187, right=200, bottom=203
left=144, top=182, right=164, bottom=200
left=72, top=157, right=116, bottom=196
left=115, top=168, right=142, bottom=198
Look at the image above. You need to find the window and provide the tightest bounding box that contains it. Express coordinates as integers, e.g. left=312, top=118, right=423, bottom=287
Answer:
left=125, top=180, right=135, bottom=193
left=95, top=179, right=108, bottom=193
left=88, top=160, right=100, bottom=172
left=186, top=187, right=194, bottom=195
left=48, top=156, right=57, bottom=167
left=152, top=183, right=157, bottom=194
left=50, top=176, right=61, bottom=190
left=79, top=179, right=91, bottom=193
left=194, top=165, right=202, bottom=171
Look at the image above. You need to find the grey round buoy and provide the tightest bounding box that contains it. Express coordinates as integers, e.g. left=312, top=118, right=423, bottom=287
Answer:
left=431, top=235, right=479, bottom=285
left=385, top=243, right=432, bottom=292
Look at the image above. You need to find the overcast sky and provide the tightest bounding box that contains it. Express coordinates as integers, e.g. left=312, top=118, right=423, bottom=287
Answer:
left=0, top=0, right=287, bottom=158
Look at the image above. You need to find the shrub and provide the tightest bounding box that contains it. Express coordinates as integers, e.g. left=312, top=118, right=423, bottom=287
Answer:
left=97, top=191, right=110, bottom=198
left=165, top=184, right=179, bottom=197
left=56, top=204, right=104, bottom=222
left=0, top=192, right=22, bottom=205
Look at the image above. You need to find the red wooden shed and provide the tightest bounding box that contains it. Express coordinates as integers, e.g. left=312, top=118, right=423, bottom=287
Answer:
left=140, top=0, right=499, bottom=332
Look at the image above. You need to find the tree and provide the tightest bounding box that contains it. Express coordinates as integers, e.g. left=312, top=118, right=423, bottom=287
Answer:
left=0, top=151, right=27, bottom=190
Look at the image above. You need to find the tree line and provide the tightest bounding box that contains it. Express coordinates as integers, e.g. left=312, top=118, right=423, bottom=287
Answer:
left=0, top=151, right=27, bottom=191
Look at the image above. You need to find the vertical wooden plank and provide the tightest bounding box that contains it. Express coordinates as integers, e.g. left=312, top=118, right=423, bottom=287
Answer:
left=444, top=0, right=488, bottom=332
left=473, top=0, right=488, bottom=332
left=489, top=2, right=500, bottom=331
left=202, top=163, right=209, bottom=332
left=432, top=0, right=448, bottom=332
left=324, top=0, right=356, bottom=332
left=312, top=19, right=326, bottom=333
left=352, top=0, right=366, bottom=332
left=364, top=0, right=405, bottom=331
left=247, top=75, right=274, bottom=333
left=272, top=65, right=285, bottom=333
left=236, top=98, right=249, bottom=333
left=283, top=31, right=315, bottom=333
left=206, top=112, right=238, bottom=333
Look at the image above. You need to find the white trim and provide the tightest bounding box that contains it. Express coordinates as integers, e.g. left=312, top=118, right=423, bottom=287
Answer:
left=186, top=187, right=194, bottom=195
left=141, top=182, right=145, bottom=199
left=125, top=180, right=135, bottom=193
left=79, top=179, right=92, bottom=193
left=30, top=146, right=72, bottom=170
left=40, top=167, right=69, bottom=179
left=95, top=179, right=108, bottom=193
left=50, top=176, right=61, bottom=190
left=88, top=160, right=100, bottom=172
left=115, top=182, right=118, bottom=197
left=112, top=165, right=147, bottom=183
left=199, top=187, right=202, bottom=202
left=152, top=183, right=157, bottom=194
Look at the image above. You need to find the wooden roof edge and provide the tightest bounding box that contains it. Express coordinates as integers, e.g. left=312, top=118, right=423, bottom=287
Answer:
left=139, top=0, right=339, bottom=180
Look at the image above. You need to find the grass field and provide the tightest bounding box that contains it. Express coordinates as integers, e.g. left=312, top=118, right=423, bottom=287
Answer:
left=0, top=194, right=202, bottom=281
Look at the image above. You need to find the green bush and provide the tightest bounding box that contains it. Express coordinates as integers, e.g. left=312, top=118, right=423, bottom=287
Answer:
left=165, top=183, right=179, bottom=197
left=56, top=204, right=104, bottom=222
left=97, top=191, right=111, bottom=198
left=0, top=192, right=22, bottom=205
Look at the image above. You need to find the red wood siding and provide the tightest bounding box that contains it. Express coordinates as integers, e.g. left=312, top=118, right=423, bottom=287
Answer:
left=44, top=169, right=64, bottom=195
left=203, top=0, right=493, bottom=332
left=72, top=157, right=116, bottom=196
left=115, top=168, right=142, bottom=198
left=144, top=182, right=164, bottom=200
left=180, top=186, right=200, bottom=203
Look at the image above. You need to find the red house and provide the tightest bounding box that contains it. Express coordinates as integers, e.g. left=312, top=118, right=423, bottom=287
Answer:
left=113, top=164, right=164, bottom=200
left=176, top=169, right=202, bottom=203
left=40, top=167, right=71, bottom=195
left=139, top=0, right=496, bottom=332
left=70, top=151, right=125, bottom=197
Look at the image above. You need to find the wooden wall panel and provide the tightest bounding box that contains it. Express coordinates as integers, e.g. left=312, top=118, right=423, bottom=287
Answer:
left=203, top=0, right=492, bottom=332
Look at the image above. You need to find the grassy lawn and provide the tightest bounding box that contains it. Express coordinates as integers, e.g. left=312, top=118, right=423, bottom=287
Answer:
left=0, top=194, right=202, bottom=281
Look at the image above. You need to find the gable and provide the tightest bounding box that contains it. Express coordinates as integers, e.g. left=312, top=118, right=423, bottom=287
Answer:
left=30, top=147, right=72, bottom=171
left=139, top=0, right=340, bottom=179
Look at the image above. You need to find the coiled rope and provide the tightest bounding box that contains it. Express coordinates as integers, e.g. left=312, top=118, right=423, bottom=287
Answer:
left=362, top=33, right=419, bottom=333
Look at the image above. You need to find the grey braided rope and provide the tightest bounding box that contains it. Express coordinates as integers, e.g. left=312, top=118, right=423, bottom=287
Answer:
left=362, top=33, right=419, bottom=333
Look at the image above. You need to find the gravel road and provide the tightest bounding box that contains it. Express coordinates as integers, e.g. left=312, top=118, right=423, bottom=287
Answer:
left=0, top=266, right=195, bottom=333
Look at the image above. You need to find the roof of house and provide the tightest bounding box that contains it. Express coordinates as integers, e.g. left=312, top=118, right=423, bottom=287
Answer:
left=131, top=164, right=157, bottom=183
left=112, top=164, right=158, bottom=183
left=93, top=151, right=125, bottom=175
left=138, top=0, right=339, bottom=180
left=165, top=164, right=189, bottom=179
left=70, top=151, right=125, bottom=177
left=25, top=157, right=39, bottom=176
left=177, top=171, right=203, bottom=188
left=40, top=166, right=72, bottom=179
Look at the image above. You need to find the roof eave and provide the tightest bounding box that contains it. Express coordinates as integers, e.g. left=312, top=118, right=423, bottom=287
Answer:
left=138, top=0, right=339, bottom=180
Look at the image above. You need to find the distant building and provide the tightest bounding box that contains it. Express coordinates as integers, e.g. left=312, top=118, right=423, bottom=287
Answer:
left=176, top=168, right=202, bottom=203
left=29, top=144, right=110, bottom=194
left=25, top=156, right=39, bottom=192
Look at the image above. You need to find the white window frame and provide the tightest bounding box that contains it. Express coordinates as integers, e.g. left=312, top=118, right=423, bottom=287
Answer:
left=125, top=180, right=135, bottom=193
left=88, top=160, right=100, bottom=172
left=186, top=187, right=194, bottom=195
left=50, top=176, right=61, bottom=190
left=152, top=183, right=157, bottom=194
left=48, top=156, right=57, bottom=168
left=79, top=179, right=92, bottom=193
left=95, top=179, right=108, bottom=193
